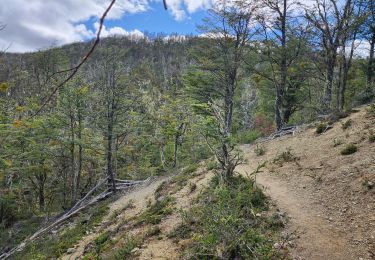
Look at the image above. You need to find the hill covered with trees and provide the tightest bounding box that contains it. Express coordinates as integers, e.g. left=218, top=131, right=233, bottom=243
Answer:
left=0, top=0, right=374, bottom=258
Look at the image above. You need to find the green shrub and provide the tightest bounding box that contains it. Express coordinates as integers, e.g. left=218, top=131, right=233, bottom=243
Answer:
left=273, top=147, right=297, bottom=165
left=206, top=160, right=220, bottom=170
left=0, top=194, right=18, bottom=229
left=136, top=196, right=175, bottom=225
left=16, top=203, right=109, bottom=259
left=316, top=123, right=327, bottom=134
left=254, top=144, right=266, bottom=156
left=183, top=164, right=198, bottom=174
left=146, top=226, right=161, bottom=237
left=333, top=138, right=343, bottom=147
left=113, top=235, right=143, bottom=259
left=181, top=175, right=283, bottom=259
left=233, top=130, right=261, bottom=144
left=366, top=103, right=375, bottom=116
left=369, top=131, right=375, bottom=143
left=341, top=119, right=352, bottom=130
left=93, top=231, right=111, bottom=254
left=340, top=144, right=357, bottom=155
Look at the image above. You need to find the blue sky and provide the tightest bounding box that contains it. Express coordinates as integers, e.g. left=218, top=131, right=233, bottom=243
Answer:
left=101, top=2, right=206, bottom=36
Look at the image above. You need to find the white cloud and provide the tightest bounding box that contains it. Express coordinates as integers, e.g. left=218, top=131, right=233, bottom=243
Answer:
left=0, top=0, right=217, bottom=52
left=0, top=0, right=149, bottom=52
left=164, top=0, right=214, bottom=20
left=94, top=22, right=145, bottom=39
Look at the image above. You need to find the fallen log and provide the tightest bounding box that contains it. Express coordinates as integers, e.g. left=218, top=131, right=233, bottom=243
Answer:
left=0, top=176, right=151, bottom=260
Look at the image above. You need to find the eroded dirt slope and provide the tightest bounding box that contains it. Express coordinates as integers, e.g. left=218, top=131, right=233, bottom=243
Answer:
left=239, top=105, right=375, bottom=260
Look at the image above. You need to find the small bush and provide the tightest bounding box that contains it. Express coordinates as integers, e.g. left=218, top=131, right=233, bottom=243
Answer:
left=113, top=235, right=143, bottom=259
left=273, top=147, right=297, bottom=165
left=154, top=181, right=168, bottom=199
left=341, top=119, right=352, bottom=130
left=369, top=131, right=375, bottom=143
left=136, top=196, right=175, bottom=225
left=333, top=138, right=343, bottom=147
left=206, top=160, right=220, bottom=170
left=340, top=144, right=358, bottom=155
left=189, top=182, right=197, bottom=193
left=181, top=175, right=283, bottom=259
left=366, top=103, right=375, bottom=116
left=183, top=164, right=198, bottom=174
left=254, top=144, right=266, bottom=156
left=146, top=226, right=161, bottom=237
left=316, top=123, right=327, bottom=134
left=233, top=130, right=261, bottom=144
left=93, top=231, right=111, bottom=255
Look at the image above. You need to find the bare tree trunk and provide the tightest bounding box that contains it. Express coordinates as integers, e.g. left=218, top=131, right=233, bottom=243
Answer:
left=69, top=111, right=76, bottom=202
left=277, top=0, right=287, bottom=131
left=106, top=116, right=116, bottom=192
left=76, top=110, right=83, bottom=198
left=173, top=122, right=185, bottom=168
left=324, top=53, right=336, bottom=111
left=367, top=30, right=375, bottom=87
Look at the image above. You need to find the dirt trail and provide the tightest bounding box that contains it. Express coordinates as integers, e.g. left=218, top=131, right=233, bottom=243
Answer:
left=253, top=169, right=356, bottom=260
left=238, top=106, right=375, bottom=260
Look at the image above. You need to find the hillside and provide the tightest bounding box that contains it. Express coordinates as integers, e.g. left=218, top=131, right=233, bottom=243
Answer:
left=240, top=105, right=375, bottom=259
left=1, top=1, right=374, bottom=258
left=18, top=104, right=372, bottom=260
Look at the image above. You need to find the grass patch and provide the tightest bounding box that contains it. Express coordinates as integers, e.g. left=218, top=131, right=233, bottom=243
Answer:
left=333, top=138, right=343, bottom=147
left=180, top=175, right=285, bottom=259
left=15, top=203, right=109, bottom=259
left=206, top=160, right=220, bottom=170
left=110, top=235, right=144, bottom=259
left=366, top=103, right=375, bottom=117
left=273, top=147, right=298, bottom=166
left=183, top=164, right=199, bottom=174
left=340, top=144, right=358, bottom=155
left=136, top=196, right=175, bottom=225
left=369, top=131, right=375, bottom=143
left=316, top=123, right=327, bottom=134
left=146, top=226, right=161, bottom=237
left=254, top=144, right=266, bottom=156
left=341, top=119, right=352, bottom=130
left=233, top=130, right=261, bottom=144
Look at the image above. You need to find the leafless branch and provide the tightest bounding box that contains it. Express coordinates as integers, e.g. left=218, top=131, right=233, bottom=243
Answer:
left=32, top=0, right=117, bottom=117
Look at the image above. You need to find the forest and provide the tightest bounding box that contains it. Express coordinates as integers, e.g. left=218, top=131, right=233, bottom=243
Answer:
left=0, top=0, right=375, bottom=259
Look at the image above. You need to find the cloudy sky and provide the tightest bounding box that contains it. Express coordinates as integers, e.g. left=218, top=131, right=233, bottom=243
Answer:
left=0, top=0, right=212, bottom=53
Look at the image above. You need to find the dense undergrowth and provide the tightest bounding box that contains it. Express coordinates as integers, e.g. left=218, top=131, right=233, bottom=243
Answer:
left=13, top=202, right=109, bottom=259
left=171, top=175, right=288, bottom=259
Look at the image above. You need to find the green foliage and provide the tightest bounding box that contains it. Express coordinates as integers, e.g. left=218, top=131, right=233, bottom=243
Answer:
left=0, top=194, right=18, bottom=229
left=93, top=231, right=111, bottom=255
left=146, top=226, right=161, bottom=237
left=206, top=160, right=220, bottom=170
left=181, top=175, right=282, bottom=259
left=233, top=130, right=262, bottom=144
left=254, top=144, right=266, bottom=156
left=341, top=119, right=352, bottom=130
left=273, top=147, right=297, bottom=165
left=316, top=123, right=327, bottom=134
left=367, top=104, right=375, bottom=117
left=333, top=138, right=343, bottom=147
left=183, top=164, right=199, bottom=174
left=369, top=132, right=375, bottom=143
left=340, top=144, right=358, bottom=155
left=112, top=235, right=143, bottom=259
left=15, top=204, right=109, bottom=259
left=136, top=196, right=175, bottom=225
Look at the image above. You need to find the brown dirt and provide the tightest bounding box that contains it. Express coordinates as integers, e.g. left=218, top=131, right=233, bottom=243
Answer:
left=239, top=105, right=375, bottom=260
